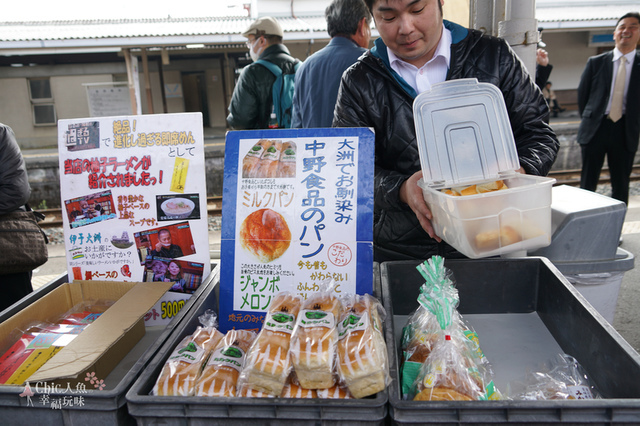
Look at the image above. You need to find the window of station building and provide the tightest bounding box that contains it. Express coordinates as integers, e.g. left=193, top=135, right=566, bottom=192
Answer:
left=28, top=78, right=57, bottom=126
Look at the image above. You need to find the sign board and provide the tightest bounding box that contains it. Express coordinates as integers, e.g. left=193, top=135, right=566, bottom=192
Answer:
left=57, top=113, right=210, bottom=325
left=85, top=84, right=131, bottom=118
left=219, top=128, right=375, bottom=332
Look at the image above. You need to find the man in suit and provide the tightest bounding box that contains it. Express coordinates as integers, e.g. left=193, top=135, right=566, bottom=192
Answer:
left=577, top=12, right=640, bottom=205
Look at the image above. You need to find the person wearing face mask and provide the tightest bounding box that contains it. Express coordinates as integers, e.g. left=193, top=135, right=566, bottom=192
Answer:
left=227, top=17, right=300, bottom=130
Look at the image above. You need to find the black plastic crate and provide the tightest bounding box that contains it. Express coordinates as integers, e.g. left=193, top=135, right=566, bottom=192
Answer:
left=381, top=257, right=640, bottom=425
left=126, top=264, right=388, bottom=425
left=0, top=263, right=218, bottom=425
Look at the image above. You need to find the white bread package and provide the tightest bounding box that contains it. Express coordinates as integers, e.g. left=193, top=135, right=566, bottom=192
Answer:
left=289, top=281, right=342, bottom=389
left=195, top=329, right=257, bottom=397
left=337, top=294, right=390, bottom=398
left=152, top=310, right=224, bottom=396
left=237, top=292, right=302, bottom=396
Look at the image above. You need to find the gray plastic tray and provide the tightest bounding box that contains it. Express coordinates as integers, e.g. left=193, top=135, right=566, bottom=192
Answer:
left=0, top=263, right=218, bottom=425
left=126, top=264, right=388, bottom=425
left=381, top=258, right=640, bottom=425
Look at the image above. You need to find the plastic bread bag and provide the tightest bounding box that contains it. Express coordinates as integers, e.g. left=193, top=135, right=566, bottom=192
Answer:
left=56, top=299, right=115, bottom=326
left=280, top=373, right=318, bottom=398
left=400, top=256, right=460, bottom=398
left=237, top=291, right=302, bottom=396
left=289, top=278, right=342, bottom=389
left=152, top=309, right=224, bottom=396
left=336, top=293, right=390, bottom=398
left=316, top=382, right=355, bottom=399
left=195, top=329, right=257, bottom=397
left=411, top=331, right=486, bottom=401
left=509, top=353, right=601, bottom=400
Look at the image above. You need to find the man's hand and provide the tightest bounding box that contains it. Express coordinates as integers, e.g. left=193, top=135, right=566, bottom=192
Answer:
left=536, top=48, right=549, bottom=66
left=399, top=171, right=442, bottom=242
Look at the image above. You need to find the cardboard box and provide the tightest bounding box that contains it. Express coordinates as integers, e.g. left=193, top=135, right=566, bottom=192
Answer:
left=0, top=280, right=172, bottom=386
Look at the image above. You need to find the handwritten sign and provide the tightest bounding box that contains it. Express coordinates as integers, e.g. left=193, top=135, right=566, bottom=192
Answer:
left=57, top=113, right=210, bottom=325
left=219, top=128, right=374, bottom=331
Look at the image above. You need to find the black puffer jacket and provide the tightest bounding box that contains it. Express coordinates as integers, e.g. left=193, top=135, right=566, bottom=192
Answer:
left=0, top=123, right=31, bottom=214
left=227, top=44, right=299, bottom=130
left=333, top=20, right=559, bottom=261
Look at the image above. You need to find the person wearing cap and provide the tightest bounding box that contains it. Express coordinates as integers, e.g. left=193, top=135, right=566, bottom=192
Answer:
left=332, top=0, right=559, bottom=262
left=227, top=16, right=299, bottom=130
left=291, top=0, right=372, bottom=128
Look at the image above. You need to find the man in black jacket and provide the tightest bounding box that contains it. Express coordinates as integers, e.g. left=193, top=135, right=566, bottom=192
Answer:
left=227, top=17, right=299, bottom=130
left=577, top=12, right=640, bottom=205
left=333, top=0, right=559, bottom=261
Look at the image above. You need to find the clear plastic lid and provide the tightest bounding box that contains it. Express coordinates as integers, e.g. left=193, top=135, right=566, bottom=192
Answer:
left=413, top=78, right=520, bottom=189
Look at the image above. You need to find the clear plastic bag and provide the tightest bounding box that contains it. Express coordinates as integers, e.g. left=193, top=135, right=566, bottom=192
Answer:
left=336, top=293, right=390, bottom=398
left=152, top=310, right=223, bottom=396
left=237, top=291, right=302, bottom=396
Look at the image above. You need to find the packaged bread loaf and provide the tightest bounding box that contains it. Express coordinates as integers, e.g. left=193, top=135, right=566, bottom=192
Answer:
left=316, top=383, right=354, bottom=399
left=237, top=292, right=302, bottom=396
left=252, top=140, right=282, bottom=178
left=290, top=281, right=342, bottom=389
left=336, top=293, right=389, bottom=398
left=195, top=329, right=257, bottom=397
left=152, top=310, right=223, bottom=396
left=276, top=141, right=297, bottom=178
left=242, top=139, right=270, bottom=178
left=280, top=377, right=317, bottom=398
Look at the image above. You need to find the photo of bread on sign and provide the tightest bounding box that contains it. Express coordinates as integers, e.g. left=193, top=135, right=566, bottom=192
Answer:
left=239, top=208, right=291, bottom=263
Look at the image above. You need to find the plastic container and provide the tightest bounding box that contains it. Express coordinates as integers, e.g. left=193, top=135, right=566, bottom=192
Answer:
left=381, top=258, right=640, bottom=425
left=530, top=185, right=626, bottom=262
left=529, top=185, right=633, bottom=323
left=414, top=79, right=555, bottom=258
left=126, top=265, right=388, bottom=425
left=0, top=263, right=218, bottom=426
left=555, top=248, right=634, bottom=324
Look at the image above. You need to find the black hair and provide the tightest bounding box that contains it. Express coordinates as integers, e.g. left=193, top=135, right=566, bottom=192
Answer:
left=326, top=0, right=372, bottom=37
left=617, top=12, right=640, bottom=27
left=363, top=0, right=442, bottom=16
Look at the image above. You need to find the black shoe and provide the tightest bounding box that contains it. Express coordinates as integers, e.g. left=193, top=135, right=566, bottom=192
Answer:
left=619, top=236, right=624, bottom=246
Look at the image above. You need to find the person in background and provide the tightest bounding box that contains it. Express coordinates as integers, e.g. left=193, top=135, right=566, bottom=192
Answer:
left=150, top=228, right=184, bottom=259
left=0, top=123, right=34, bottom=311
left=227, top=17, right=299, bottom=129
left=291, top=0, right=372, bottom=128
left=577, top=12, right=640, bottom=206
left=333, top=0, right=559, bottom=262
left=543, top=81, right=565, bottom=118
left=535, top=47, right=553, bottom=90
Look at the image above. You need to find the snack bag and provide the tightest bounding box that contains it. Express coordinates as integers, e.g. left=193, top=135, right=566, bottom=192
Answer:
left=152, top=310, right=223, bottom=396
left=237, top=292, right=302, bottom=396
left=510, top=353, right=601, bottom=400
left=195, top=329, right=257, bottom=397
left=412, top=332, right=485, bottom=401
left=336, top=293, right=389, bottom=398
left=289, top=279, right=342, bottom=389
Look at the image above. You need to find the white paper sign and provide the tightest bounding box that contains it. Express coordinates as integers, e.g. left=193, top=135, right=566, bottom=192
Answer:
left=57, top=113, right=210, bottom=325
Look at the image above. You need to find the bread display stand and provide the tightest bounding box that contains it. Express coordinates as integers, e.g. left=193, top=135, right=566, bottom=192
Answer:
left=382, top=258, right=640, bottom=424
left=0, top=263, right=219, bottom=425
left=126, top=263, right=388, bottom=425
